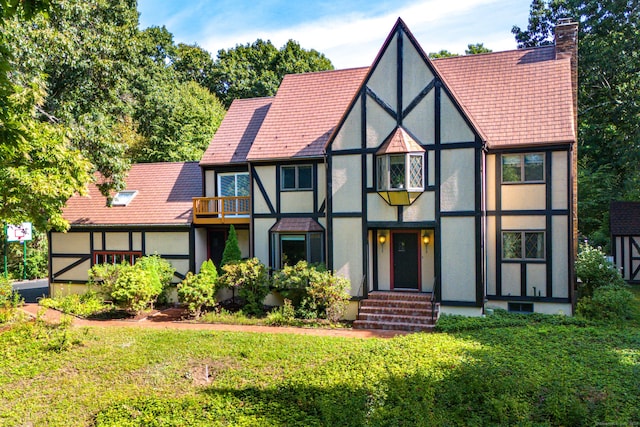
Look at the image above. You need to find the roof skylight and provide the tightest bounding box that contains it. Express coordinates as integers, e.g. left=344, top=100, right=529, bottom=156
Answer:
left=111, top=190, right=138, bottom=206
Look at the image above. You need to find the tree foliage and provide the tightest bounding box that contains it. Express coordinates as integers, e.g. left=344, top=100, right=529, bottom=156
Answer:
left=465, top=43, right=492, bottom=54
left=220, top=225, right=242, bottom=267
left=513, top=0, right=640, bottom=247
left=0, top=0, right=92, bottom=231
left=210, top=39, right=333, bottom=107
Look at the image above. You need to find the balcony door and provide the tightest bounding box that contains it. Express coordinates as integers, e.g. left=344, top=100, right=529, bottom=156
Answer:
left=217, top=172, right=249, bottom=217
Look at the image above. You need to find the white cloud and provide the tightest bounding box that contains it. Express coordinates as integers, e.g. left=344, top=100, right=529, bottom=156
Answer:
left=197, top=0, right=525, bottom=68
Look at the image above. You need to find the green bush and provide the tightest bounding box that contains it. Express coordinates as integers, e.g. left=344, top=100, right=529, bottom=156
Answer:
left=177, top=259, right=219, bottom=318
left=220, top=257, right=270, bottom=315
left=271, top=260, right=318, bottom=307
left=0, top=276, right=22, bottom=323
left=575, top=243, right=625, bottom=298
left=305, top=270, right=351, bottom=322
left=576, top=284, right=635, bottom=323
left=220, top=224, right=242, bottom=267
left=265, top=299, right=296, bottom=326
left=89, top=255, right=175, bottom=314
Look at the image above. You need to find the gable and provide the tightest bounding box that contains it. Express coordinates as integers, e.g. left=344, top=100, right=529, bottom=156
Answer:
left=328, top=18, right=481, bottom=152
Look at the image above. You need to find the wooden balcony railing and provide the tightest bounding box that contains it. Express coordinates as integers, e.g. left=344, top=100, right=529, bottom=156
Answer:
left=192, top=196, right=250, bottom=224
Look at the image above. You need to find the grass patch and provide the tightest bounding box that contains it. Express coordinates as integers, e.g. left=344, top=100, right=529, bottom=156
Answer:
left=1, top=316, right=638, bottom=426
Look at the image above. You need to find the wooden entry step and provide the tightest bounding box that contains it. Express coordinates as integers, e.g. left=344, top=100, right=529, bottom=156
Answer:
left=353, top=291, right=439, bottom=332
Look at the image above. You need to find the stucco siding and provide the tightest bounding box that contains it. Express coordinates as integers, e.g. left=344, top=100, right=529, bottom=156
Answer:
left=367, top=193, right=397, bottom=222
left=486, top=216, right=497, bottom=295
left=526, top=264, right=546, bottom=297
left=332, top=217, right=363, bottom=296
left=145, top=232, right=189, bottom=255
left=253, top=218, right=275, bottom=265
left=440, top=92, right=475, bottom=143
left=367, top=33, right=398, bottom=108
left=281, top=191, right=314, bottom=213
left=366, top=98, right=397, bottom=149
left=552, top=216, right=570, bottom=297
left=440, top=148, right=475, bottom=212
left=501, top=263, right=521, bottom=297
left=502, top=184, right=545, bottom=210
left=403, top=90, right=435, bottom=145
left=332, top=155, right=362, bottom=212
left=104, top=232, right=129, bottom=251
left=332, top=102, right=361, bottom=151
left=51, top=232, right=89, bottom=254
left=403, top=192, right=435, bottom=222
left=440, top=217, right=476, bottom=301
left=252, top=166, right=276, bottom=215
left=552, top=151, right=568, bottom=210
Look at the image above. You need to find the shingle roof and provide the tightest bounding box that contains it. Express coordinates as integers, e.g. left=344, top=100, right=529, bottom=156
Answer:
left=610, top=201, right=640, bottom=236
left=247, top=67, right=369, bottom=161
left=432, top=46, right=576, bottom=148
left=205, top=39, right=575, bottom=163
left=269, top=217, right=324, bottom=232
left=376, top=127, right=425, bottom=154
left=63, top=162, right=201, bottom=226
left=200, top=97, right=272, bottom=166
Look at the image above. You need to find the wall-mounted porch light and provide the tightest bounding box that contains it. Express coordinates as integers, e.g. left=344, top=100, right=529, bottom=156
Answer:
left=422, top=234, right=430, bottom=245
left=378, top=233, right=387, bottom=251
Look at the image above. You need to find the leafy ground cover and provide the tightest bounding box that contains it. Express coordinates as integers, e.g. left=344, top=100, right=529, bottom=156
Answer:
left=1, top=298, right=639, bottom=426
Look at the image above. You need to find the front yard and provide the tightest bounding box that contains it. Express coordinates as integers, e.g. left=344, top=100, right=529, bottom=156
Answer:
left=1, top=294, right=639, bottom=426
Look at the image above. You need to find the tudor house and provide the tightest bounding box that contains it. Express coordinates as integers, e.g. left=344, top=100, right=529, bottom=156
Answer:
left=610, top=201, right=640, bottom=284
left=50, top=19, right=578, bottom=323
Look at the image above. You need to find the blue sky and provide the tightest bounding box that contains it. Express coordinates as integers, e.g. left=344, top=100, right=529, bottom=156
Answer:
left=137, top=0, right=532, bottom=69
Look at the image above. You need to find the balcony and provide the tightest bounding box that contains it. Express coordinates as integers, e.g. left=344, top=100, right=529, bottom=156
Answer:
left=192, top=196, right=250, bottom=225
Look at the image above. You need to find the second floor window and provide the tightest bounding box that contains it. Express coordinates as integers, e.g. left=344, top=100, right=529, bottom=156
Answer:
left=502, top=153, right=544, bottom=183
left=281, top=165, right=312, bottom=190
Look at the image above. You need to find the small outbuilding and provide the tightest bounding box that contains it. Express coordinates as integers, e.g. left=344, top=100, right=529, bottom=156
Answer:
left=610, top=201, right=640, bottom=283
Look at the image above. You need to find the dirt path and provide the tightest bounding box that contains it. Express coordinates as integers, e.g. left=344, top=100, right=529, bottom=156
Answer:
left=19, top=303, right=407, bottom=339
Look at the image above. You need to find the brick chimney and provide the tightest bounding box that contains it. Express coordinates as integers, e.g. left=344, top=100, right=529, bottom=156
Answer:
left=555, top=19, right=579, bottom=300
left=555, top=19, right=578, bottom=127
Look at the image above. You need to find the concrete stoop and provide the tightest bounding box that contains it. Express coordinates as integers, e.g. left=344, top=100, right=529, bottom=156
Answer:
left=353, top=291, right=439, bottom=332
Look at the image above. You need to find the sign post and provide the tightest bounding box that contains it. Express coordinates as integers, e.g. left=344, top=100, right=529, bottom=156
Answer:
left=6, top=223, right=33, bottom=280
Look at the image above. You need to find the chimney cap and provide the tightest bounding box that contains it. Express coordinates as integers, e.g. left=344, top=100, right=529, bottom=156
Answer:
left=556, top=18, right=578, bottom=26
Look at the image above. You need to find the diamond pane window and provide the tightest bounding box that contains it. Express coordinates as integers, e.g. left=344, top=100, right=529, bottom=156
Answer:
left=409, top=154, right=423, bottom=189
left=525, top=232, right=544, bottom=259
left=390, top=155, right=406, bottom=189
left=503, top=231, right=545, bottom=260
left=502, top=232, right=522, bottom=259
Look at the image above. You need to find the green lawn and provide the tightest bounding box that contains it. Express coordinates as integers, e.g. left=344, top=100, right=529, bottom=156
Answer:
left=1, top=288, right=639, bottom=426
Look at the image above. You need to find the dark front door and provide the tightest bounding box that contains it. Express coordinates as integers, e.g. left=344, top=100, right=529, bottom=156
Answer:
left=392, top=232, right=420, bottom=289
left=209, top=230, right=226, bottom=268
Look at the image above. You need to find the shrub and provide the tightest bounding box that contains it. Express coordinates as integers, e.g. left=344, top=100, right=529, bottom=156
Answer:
left=0, top=276, right=22, bottom=323
left=271, top=260, right=321, bottom=307
left=178, top=259, right=219, bottom=318
left=575, top=243, right=625, bottom=298
left=265, top=299, right=296, bottom=326
left=220, top=225, right=242, bottom=267
left=89, top=255, right=175, bottom=314
left=305, top=270, right=351, bottom=322
left=220, top=257, right=270, bottom=315
left=576, top=284, right=635, bottom=323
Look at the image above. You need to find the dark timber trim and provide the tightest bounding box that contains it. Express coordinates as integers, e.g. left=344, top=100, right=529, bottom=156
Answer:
left=545, top=151, right=553, bottom=297
left=366, top=86, right=396, bottom=119
left=251, top=165, right=276, bottom=215
left=495, top=154, right=503, bottom=296
left=434, top=81, right=442, bottom=303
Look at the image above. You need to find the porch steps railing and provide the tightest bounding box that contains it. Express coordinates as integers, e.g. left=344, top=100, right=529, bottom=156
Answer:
left=353, top=291, right=439, bottom=332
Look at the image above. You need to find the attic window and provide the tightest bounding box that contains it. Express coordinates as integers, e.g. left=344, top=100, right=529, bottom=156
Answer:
left=111, top=190, right=138, bottom=206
